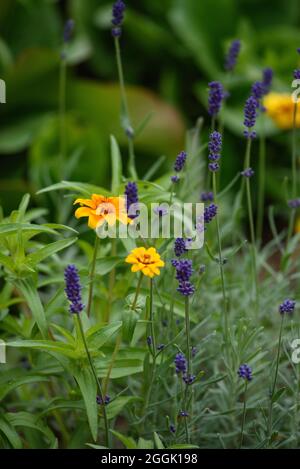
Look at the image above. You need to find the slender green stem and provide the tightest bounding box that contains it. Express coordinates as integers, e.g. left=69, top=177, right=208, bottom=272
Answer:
left=183, top=296, right=192, bottom=443
left=142, top=279, right=156, bottom=421
left=86, top=236, right=99, bottom=318
left=239, top=381, right=248, bottom=449
left=244, top=137, right=258, bottom=311
left=59, top=58, right=67, bottom=179
left=114, top=36, right=137, bottom=179
left=257, top=122, right=266, bottom=242
left=105, top=239, right=117, bottom=323
left=132, top=272, right=143, bottom=311
left=76, top=314, right=110, bottom=448
left=212, top=172, right=228, bottom=341
left=267, top=314, right=285, bottom=445
left=286, top=102, right=298, bottom=251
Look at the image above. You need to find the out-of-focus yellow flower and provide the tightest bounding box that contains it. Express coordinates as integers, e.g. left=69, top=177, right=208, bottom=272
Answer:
left=125, top=247, right=165, bottom=278
left=296, top=217, right=300, bottom=234
left=263, top=93, right=300, bottom=129
left=74, top=194, right=132, bottom=229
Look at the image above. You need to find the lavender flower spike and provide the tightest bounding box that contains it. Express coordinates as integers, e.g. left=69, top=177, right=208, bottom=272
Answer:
left=238, top=364, right=253, bottom=381
left=125, top=181, right=139, bottom=219
left=174, top=151, right=187, bottom=173
left=225, top=39, right=241, bottom=71
left=208, top=81, right=224, bottom=117
left=279, top=299, right=296, bottom=315
left=111, top=0, right=126, bottom=37
left=64, top=265, right=84, bottom=314
left=208, top=131, right=222, bottom=172
left=243, top=95, right=258, bottom=139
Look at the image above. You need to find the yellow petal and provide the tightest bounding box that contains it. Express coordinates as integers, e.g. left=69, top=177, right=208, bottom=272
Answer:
left=75, top=207, right=93, bottom=219
left=88, top=214, right=102, bottom=229
left=74, top=198, right=96, bottom=209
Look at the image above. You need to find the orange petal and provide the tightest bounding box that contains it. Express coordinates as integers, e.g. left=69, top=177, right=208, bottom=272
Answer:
left=74, top=198, right=96, bottom=209
left=75, top=207, right=93, bottom=219
left=88, top=214, right=102, bottom=229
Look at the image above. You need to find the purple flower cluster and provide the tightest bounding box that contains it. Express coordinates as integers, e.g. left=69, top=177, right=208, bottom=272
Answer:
left=174, top=151, right=187, bottom=173
left=96, top=395, right=110, bottom=406
left=175, top=353, right=187, bottom=374
left=262, top=68, right=273, bottom=95
left=238, top=364, right=253, bottom=382
left=204, top=204, right=218, bottom=224
left=208, top=131, right=222, bottom=172
left=201, top=191, right=214, bottom=203
left=224, top=39, right=241, bottom=72
left=279, top=299, right=296, bottom=315
left=294, top=69, right=300, bottom=80
left=111, top=0, right=126, bottom=37
left=208, top=81, right=225, bottom=117
left=124, top=181, right=139, bottom=219
left=243, top=95, right=258, bottom=139
left=288, top=198, right=300, bottom=209
left=241, top=168, right=255, bottom=178
left=64, top=265, right=84, bottom=314
left=171, top=175, right=180, bottom=183
left=63, top=19, right=75, bottom=43
left=174, top=238, right=188, bottom=257
left=172, top=259, right=195, bottom=297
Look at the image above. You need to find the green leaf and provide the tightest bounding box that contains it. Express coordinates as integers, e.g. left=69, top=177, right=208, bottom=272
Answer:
left=5, top=412, right=55, bottom=446
left=168, top=444, right=200, bottom=449
left=0, top=223, right=57, bottom=238
left=37, top=181, right=110, bottom=197
left=95, top=257, right=123, bottom=276
left=8, top=339, right=77, bottom=359
left=110, top=430, right=137, bottom=449
left=72, top=365, right=98, bottom=441
left=0, top=252, right=15, bottom=273
left=0, top=416, right=23, bottom=449
left=110, top=135, right=123, bottom=193
left=153, top=432, right=165, bottom=449
left=87, top=322, right=122, bottom=349
left=272, top=387, right=286, bottom=403
left=15, top=278, right=47, bottom=337
left=106, top=396, right=142, bottom=420
left=0, top=374, right=49, bottom=401
left=26, top=237, right=77, bottom=267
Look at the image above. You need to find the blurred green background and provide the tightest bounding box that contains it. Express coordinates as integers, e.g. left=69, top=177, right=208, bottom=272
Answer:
left=0, top=0, right=300, bottom=216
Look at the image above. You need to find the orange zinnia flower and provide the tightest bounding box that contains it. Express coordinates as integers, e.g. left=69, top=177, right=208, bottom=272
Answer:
left=74, top=194, right=132, bottom=229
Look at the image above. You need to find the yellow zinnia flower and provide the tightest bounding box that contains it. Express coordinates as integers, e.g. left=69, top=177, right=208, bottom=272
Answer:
left=125, top=247, right=165, bottom=278
left=74, top=194, right=132, bottom=229
left=263, top=93, right=300, bottom=129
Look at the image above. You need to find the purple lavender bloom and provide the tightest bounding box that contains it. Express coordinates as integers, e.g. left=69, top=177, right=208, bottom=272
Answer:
left=224, top=39, right=241, bottom=72
left=241, top=168, right=255, bottom=178
left=174, top=151, right=187, bottom=173
left=244, top=95, right=258, bottom=138
left=170, top=424, right=176, bottom=434
left=157, top=344, right=165, bottom=351
left=177, top=281, right=195, bottom=297
left=297, top=48, right=300, bottom=54
left=174, top=353, right=187, bottom=374
left=96, top=395, right=110, bottom=406
left=201, top=191, right=214, bottom=203
left=279, top=299, right=296, bottom=315
left=63, top=19, right=75, bottom=43
left=147, top=336, right=152, bottom=346
left=208, top=131, right=222, bottom=172
left=179, top=411, right=189, bottom=417
left=111, top=0, right=126, bottom=37
left=64, top=265, right=84, bottom=314
left=174, top=238, right=188, bottom=257
left=204, top=204, right=218, bottom=224
left=208, top=81, right=225, bottom=117
left=252, top=81, right=265, bottom=102
left=294, top=69, right=300, bottom=80
left=288, top=198, right=300, bottom=209
left=262, top=68, right=273, bottom=95
left=238, top=364, right=253, bottom=382
left=125, top=181, right=139, bottom=219
left=171, top=175, right=180, bottom=183
left=172, top=259, right=193, bottom=282
left=183, top=374, right=196, bottom=385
